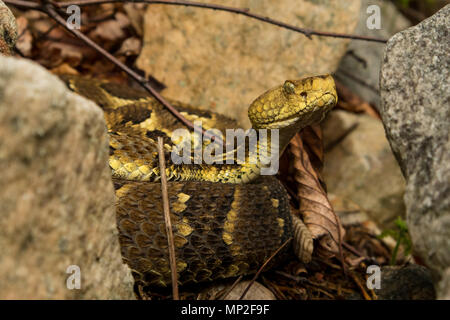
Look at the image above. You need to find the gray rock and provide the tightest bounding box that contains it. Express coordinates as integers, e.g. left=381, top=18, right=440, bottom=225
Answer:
left=322, top=110, right=406, bottom=229
left=336, top=0, right=411, bottom=110
left=379, top=5, right=450, bottom=299
left=201, top=281, right=276, bottom=300
left=375, top=264, right=435, bottom=300
left=0, top=1, right=17, bottom=55
left=0, top=56, right=135, bottom=299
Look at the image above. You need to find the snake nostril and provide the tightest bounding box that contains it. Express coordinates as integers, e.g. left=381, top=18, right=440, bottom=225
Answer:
left=300, top=92, right=307, bottom=98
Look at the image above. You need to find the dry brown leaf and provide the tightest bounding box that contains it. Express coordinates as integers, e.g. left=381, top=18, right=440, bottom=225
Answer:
left=82, top=59, right=121, bottom=77
left=25, top=10, right=52, bottom=34
left=289, top=133, right=345, bottom=257
left=117, top=37, right=141, bottom=57
left=89, top=12, right=130, bottom=42
left=299, top=125, right=326, bottom=191
left=38, top=41, right=83, bottom=68
left=86, top=3, right=116, bottom=24
left=335, top=80, right=380, bottom=119
left=294, top=265, right=308, bottom=276
left=15, top=16, right=33, bottom=57
left=90, top=20, right=125, bottom=42
left=124, top=3, right=146, bottom=36
left=50, top=63, right=79, bottom=76
left=291, top=214, right=313, bottom=263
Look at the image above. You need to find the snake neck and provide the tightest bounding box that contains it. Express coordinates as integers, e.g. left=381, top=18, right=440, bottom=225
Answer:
left=166, top=123, right=303, bottom=184
left=231, top=123, right=306, bottom=183
left=108, top=125, right=299, bottom=184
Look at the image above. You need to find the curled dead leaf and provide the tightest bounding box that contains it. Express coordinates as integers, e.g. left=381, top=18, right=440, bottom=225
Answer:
left=89, top=12, right=130, bottom=42
left=291, top=214, right=313, bottom=263
left=289, top=132, right=345, bottom=257
left=15, top=16, right=33, bottom=57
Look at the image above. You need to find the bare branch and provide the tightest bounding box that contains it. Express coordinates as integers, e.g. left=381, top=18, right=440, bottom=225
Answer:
left=239, top=237, right=292, bottom=300
left=54, top=0, right=388, bottom=43
left=4, top=0, right=386, bottom=141
left=349, top=272, right=372, bottom=300
left=217, top=275, right=243, bottom=300
left=5, top=0, right=39, bottom=9
left=5, top=0, right=223, bottom=143
left=157, top=137, right=179, bottom=300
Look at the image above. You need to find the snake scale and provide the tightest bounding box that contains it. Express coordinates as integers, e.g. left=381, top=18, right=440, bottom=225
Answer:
left=63, top=75, right=337, bottom=289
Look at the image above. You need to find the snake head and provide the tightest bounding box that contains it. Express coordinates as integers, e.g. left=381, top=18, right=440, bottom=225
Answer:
left=248, top=74, right=337, bottom=130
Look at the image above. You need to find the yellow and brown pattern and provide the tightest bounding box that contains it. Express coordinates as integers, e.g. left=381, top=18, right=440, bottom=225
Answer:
left=62, top=75, right=337, bottom=288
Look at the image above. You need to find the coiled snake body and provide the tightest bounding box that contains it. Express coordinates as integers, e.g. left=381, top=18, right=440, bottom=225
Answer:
left=63, top=75, right=337, bottom=289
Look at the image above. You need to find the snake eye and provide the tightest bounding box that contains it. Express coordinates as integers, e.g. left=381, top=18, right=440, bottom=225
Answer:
left=283, top=81, right=296, bottom=94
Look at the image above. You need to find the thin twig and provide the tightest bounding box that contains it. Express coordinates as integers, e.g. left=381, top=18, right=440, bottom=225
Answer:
left=368, top=281, right=378, bottom=300
left=314, top=287, right=335, bottom=299
left=217, top=275, right=243, bottom=300
left=342, top=240, right=380, bottom=267
left=275, top=270, right=308, bottom=284
left=54, top=0, right=388, bottom=43
left=345, top=49, right=368, bottom=68
left=239, top=237, right=292, bottom=300
left=343, top=241, right=366, bottom=257
left=335, top=69, right=380, bottom=94
left=324, top=122, right=359, bottom=152
left=4, top=0, right=385, bottom=143
left=276, top=271, right=337, bottom=299
left=157, top=137, right=179, bottom=300
left=261, top=276, right=287, bottom=300
left=349, top=272, right=371, bottom=300
left=275, top=270, right=355, bottom=295
left=5, top=0, right=39, bottom=9
left=5, top=0, right=221, bottom=143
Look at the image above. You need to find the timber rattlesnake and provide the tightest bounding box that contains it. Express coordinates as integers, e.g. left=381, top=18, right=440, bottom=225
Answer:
left=63, top=75, right=337, bottom=289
